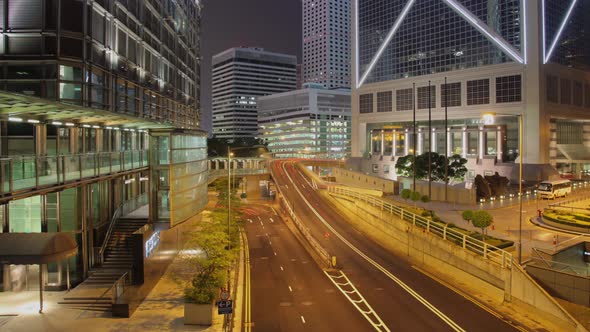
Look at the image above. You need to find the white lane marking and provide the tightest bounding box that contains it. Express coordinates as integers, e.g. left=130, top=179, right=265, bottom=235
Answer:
left=260, top=220, right=264, bottom=226
left=248, top=219, right=252, bottom=223
left=281, top=162, right=466, bottom=332
left=257, top=216, right=262, bottom=221
left=274, top=252, right=277, bottom=256
left=325, top=270, right=389, bottom=332
left=270, top=218, right=274, bottom=223
left=280, top=266, right=284, bottom=271
left=288, top=286, right=293, bottom=292
left=301, top=316, right=306, bottom=324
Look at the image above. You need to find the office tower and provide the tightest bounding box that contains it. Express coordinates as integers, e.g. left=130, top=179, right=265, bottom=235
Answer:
left=212, top=47, right=297, bottom=140
left=303, top=0, right=351, bottom=88
left=0, top=0, right=207, bottom=295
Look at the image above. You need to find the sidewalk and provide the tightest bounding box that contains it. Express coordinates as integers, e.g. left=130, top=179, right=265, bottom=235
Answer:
left=0, top=196, right=230, bottom=332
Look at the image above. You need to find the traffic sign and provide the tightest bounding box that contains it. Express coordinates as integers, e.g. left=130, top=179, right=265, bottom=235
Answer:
left=217, top=300, right=233, bottom=315
left=221, top=290, right=230, bottom=300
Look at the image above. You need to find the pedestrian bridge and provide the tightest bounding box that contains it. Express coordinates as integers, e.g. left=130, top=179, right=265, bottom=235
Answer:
left=207, top=157, right=269, bottom=183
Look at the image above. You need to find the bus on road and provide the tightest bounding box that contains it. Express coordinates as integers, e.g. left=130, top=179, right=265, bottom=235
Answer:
left=537, top=179, right=572, bottom=199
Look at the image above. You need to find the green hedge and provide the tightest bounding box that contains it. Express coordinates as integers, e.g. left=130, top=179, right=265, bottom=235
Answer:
left=542, top=211, right=590, bottom=231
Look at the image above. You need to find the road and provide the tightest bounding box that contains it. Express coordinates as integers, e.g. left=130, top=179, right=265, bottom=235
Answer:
left=242, top=204, right=370, bottom=331
left=271, top=160, right=524, bottom=331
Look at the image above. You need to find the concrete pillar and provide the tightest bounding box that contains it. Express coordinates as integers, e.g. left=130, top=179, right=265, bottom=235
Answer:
left=497, top=126, right=503, bottom=161
left=392, top=130, right=397, bottom=156
left=523, top=0, right=549, bottom=165
left=380, top=130, right=385, bottom=155
left=461, top=130, right=467, bottom=158
left=478, top=127, right=484, bottom=160
left=447, top=130, right=452, bottom=157
left=404, top=130, right=409, bottom=156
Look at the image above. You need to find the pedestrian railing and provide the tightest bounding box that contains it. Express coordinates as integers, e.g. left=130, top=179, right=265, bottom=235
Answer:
left=0, top=150, right=148, bottom=196
left=328, top=186, right=513, bottom=269
left=111, top=272, right=130, bottom=303
left=207, top=168, right=269, bottom=183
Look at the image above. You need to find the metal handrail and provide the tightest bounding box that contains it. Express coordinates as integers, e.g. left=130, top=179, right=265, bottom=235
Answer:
left=98, top=192, right=149, bottom=264
left=328, top=186, right=513, bottom=269
left=98, top=204, right=124, bottom=265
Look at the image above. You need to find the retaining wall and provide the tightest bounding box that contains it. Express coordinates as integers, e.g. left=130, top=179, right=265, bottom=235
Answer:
left=328, top=193, right=584, bottom=331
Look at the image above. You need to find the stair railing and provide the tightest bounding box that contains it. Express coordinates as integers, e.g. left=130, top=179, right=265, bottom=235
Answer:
left=98, top=193, right=148, bottom=265
left=98, top=204, right=124, bottom=266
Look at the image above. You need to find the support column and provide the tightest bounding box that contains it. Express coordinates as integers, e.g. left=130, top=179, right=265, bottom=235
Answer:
left=0, top=121, right=7, bottom=157
left=392, top=130, right=397, bottom=156
left=461, top=130, right=467, bottom=158
left=35, top=123, right=47, bottom=156
left=417, top=130, right=423, bottom=155
left=497, top=126, right=503, bottom=161
left=447, top=130, right=452, bottom=157
left=478, top=127, right=484, bottom=160
left=404, top=130, right=409, bottom=156
left=380, top=130, right=385, bottom=155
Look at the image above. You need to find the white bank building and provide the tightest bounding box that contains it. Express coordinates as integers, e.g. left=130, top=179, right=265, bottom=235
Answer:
left=351, top=0, right=590, bottom=183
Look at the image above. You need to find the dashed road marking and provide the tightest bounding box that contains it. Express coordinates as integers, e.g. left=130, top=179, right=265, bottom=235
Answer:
left=288, top=286, right=293, bottom=292
left=301, top=316, right=306, bottom=324
left=280, top=266, right=284, bottom=271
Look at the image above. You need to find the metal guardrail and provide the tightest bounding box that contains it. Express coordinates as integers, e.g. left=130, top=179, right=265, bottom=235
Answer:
left=328, top=186, right=513, bottom=269
left=0, top=150, right=148, bottom=195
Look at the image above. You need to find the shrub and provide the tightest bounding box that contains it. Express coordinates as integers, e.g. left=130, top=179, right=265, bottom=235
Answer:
left=421, top=195, right=430, bottom=203
left=401, top=189, right=412, bottom=200
left=410, top=191, right=422, bottom=202
left=461, top=210, right=473, bottom=222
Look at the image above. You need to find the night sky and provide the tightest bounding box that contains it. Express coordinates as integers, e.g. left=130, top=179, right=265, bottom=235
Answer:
left=200, top=0, right=302, bottom=134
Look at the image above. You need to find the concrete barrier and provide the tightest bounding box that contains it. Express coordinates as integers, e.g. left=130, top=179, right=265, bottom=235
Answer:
left=327, top=192, right=585, bottom=331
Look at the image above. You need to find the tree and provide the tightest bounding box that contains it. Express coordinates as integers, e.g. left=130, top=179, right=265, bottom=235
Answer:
left=395, top=155, right=414, bottom=177
left=395, top=152, right=468, bottom=182
left=447, top=154, right=468, bottom=181
left=401, top=188, right=412, bottom=201
left=471, top=210, right=494, bottom=240
left=461, top=210, right=473, bottom=223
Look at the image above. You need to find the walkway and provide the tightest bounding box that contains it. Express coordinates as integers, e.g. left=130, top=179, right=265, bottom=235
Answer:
left=0, top=201, right=226, bottom=332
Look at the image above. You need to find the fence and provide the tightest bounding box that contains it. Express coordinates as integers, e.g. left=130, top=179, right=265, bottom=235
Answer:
left=327, top=186, right=513, bottom=269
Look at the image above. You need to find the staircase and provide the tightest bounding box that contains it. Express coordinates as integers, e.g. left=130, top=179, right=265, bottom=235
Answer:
left=88, top=217, right=147, bottom=284
left=59, top=217, right=147, bottom=312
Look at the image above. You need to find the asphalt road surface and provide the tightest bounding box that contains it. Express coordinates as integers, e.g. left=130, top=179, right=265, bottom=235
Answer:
left=269, top=160, right=525, bottom=332
left=242, top=204, right=371, bottom=331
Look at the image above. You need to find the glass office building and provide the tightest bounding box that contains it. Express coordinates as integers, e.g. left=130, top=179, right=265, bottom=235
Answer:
left=352, top=0, right=590, bottom=182
left=259, top=87, right=351, bottom=159
left=0, top=0, right=206, bottom=292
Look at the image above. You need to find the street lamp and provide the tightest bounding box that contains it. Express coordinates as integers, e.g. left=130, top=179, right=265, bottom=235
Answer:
left=482, top=112, right=523, bottom=264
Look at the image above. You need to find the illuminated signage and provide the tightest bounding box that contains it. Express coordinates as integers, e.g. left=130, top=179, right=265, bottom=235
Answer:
left=145, top=231, right=160, bottom=258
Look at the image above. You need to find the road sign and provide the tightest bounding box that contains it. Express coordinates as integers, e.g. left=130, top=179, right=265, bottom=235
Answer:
left=217, top=300, right=233, bottom=315
left=221, top=290, right=229, bottom=300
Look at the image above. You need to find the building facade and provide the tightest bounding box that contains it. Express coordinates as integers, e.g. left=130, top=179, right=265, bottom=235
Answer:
left=352, top=0, right=590, bottom=183
left=211, top=47, right=297, bottom=140
left=0, top=0, right=207, bottom=293
left=258, top=86, right=351, bottom=159
left=303, top=0, right=351, bottom=89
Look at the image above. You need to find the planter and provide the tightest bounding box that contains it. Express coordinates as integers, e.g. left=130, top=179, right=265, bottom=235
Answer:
left=184, top=302, right=214, bottom=325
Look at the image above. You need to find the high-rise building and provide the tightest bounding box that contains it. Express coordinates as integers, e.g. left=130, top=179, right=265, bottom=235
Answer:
left=303, top=0, right=351, bottom=89
left=211, top=47, right=297, bottom=140
left=258, top=86, right=351, bottom=159
left=351, top=0, right=590, bottom=183
left=0, top=0, right=207, bottom=296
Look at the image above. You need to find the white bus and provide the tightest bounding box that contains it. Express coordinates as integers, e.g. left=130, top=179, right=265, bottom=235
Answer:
left=537, top=179, right=572, bottom=199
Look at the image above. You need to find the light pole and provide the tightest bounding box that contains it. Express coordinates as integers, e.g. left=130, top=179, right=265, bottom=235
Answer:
left=227, top=147, right=233, bottom=293
left=482, top=112, right=523, bottom=264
